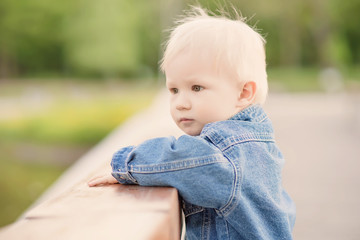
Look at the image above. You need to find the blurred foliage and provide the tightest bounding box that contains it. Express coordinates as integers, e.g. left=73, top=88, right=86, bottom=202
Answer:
left=0, top=0, right=167, bottom=78
left=0, top=0, right=359, bottom=79
left=267, top=67, right=360, bottom=92
left=63, top=0, right=162, bottom=78
left=0, top=156, right=66, bottom=227
left=0, top=93, right=150, bottom=144
left=0, top=81, right=157, bottom=144
left=268, top=68, right=324, bottom=92
left=0, top=81, right=157, bottom=227
left=191, top=0, right=360, bottom=69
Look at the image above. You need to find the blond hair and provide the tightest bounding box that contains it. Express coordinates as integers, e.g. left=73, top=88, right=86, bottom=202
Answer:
left=160, top=6, right=268, bottom=104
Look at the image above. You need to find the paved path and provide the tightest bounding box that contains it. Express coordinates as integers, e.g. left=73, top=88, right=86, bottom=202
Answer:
left=264, top=93, right=360, bottom=240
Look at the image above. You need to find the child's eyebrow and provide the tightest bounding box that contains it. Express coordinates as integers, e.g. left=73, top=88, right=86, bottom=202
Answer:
left=166, top=76, right=196, bottom=86
left=182, top=76, right=205, bottom=84
left=186, top=78, right=214, bottom=88
left=166, top=75, right=210, bottom=87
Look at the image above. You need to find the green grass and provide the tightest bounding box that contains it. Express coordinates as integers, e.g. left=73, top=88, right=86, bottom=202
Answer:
left=268, top=67, right=321, bottom=92
left=0, top=80, right=158, bottom=144
left=268, top=67, right=360, bottom=92
left=0, top=156, right=66, bottom=227
left=0, top=97, right=149, bottom=144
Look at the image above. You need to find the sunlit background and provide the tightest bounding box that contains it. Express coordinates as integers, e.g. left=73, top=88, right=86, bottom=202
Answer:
left=0, top=0, right=359, bottom=238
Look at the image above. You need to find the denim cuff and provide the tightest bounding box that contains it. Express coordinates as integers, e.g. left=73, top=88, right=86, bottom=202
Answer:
left=111, top=146, right=138, bottom=184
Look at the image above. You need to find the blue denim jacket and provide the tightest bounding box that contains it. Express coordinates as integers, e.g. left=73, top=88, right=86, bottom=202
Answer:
left=111, top=105, right=296, bottom=240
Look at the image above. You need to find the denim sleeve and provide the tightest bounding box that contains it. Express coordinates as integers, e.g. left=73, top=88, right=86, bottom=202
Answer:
left=111, top=135, right=235, bottom=209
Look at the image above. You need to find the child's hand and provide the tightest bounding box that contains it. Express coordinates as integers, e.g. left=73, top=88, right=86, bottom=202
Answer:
left=88, top=173, right=118, bottom=187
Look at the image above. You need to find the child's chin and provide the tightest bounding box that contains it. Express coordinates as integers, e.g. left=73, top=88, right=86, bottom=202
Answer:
left=183, top=129, right=201, bottom=136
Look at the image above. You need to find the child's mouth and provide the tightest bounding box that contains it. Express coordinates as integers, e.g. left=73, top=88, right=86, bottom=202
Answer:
left=180, top=118, right=193, bottom=123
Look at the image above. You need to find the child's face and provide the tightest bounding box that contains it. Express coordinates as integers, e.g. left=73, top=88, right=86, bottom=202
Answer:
left=165, top=51, right=241, bottom=136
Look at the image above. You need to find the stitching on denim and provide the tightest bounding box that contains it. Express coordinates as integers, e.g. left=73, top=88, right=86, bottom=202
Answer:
left=183, top=201, right=204, bottom=217
left=112, top=146, right=136, bottom=174
left=126, top=172, right=138, bottom=184
left=225, top=220, right=230, bottom=240
left=218, top=155, right=241, bottom=217
left=129, top=154, right=227, bottom=173
left=259, top=115, right=268, bottom=123
left=229, top=104, right=267, bottom=121
left=112, top=172, right=138, bottom=184
left=220, top=136, right=275, bottom=152
left=184, top=208, right=204, bottom=217
left=202, top=132, right=239, bottom=215
left=201, top=209, right=211, bottom=240
left=125, top=146, right=137, bottom=167
left=226, top=133, right=273, bottom=143
left=205, top=131, right=275, bottom=152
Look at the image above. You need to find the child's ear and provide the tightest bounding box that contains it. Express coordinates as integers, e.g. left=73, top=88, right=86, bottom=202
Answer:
left=237, top=81, right=257, bottom=108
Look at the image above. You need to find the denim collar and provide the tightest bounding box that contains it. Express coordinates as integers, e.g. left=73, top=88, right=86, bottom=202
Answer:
left=228, top=104, right=268, bottom=123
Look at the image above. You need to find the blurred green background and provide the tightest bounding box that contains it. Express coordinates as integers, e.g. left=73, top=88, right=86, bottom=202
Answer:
left=0, top=0, right=359, bottom=227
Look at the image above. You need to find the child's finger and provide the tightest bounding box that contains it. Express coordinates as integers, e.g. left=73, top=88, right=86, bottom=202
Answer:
left=88, top=175, right=106, bottom=187
left=88, top=174, right=118, bottom=187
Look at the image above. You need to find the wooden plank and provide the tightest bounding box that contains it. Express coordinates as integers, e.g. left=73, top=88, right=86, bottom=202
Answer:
left=0, top=183, right=180, bottom=240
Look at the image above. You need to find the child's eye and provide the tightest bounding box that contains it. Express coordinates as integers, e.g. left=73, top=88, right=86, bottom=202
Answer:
left=192, top=85, right=204, bottom=92
left=170, top=88, right=179, bottom=94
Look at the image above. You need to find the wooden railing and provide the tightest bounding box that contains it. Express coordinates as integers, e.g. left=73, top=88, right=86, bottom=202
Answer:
left=0, top=90, right=183, bottom=240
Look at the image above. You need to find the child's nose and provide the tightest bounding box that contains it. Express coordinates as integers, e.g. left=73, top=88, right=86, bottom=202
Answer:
left=176, top=94, right=191, bottom=110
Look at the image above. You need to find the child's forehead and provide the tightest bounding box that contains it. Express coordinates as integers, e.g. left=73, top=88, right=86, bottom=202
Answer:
left=167, top=48, right=232, bottom=74
left=166, top=49, right=216, bottom=74
left=165, top=51, right=237, bottom=88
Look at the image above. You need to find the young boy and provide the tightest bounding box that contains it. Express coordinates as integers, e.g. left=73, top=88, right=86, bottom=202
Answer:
left=88, top=6, right=296, bottom=240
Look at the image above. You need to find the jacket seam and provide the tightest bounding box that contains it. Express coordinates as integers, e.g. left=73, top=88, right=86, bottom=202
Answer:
left=218, top=155, right=241, bottom=216
left=204, top=135, right=240, bottom=216
left=183, top=207, right=204, bottom=217
left=205, top=133, right=246, bottom=216
left=129, top=154, right=227, bottom=173
left=221, top=137, right=275, bottom=152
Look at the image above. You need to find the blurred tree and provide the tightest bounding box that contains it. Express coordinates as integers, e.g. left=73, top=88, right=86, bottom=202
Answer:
left=64, top=0, right=142, bottom=78
left=0, top=0, right=73, bottom=78
left=185, top=0, right=360, bottom=69
left=63, top=0, right=180, bottom=79
left=331, top=0, right=360, bottom=66
left=0, top=0, right=359, bottom=79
